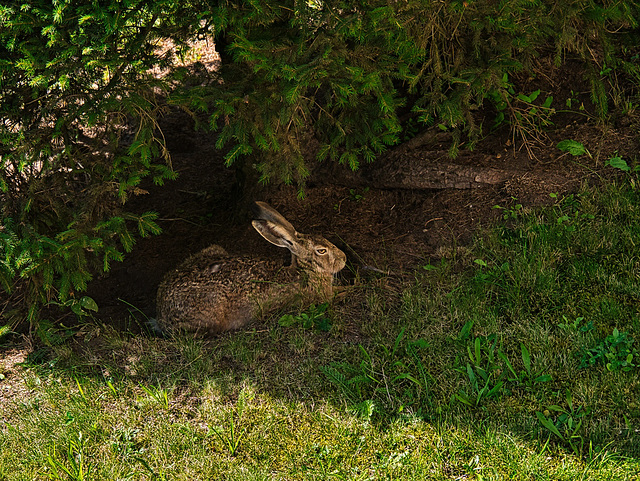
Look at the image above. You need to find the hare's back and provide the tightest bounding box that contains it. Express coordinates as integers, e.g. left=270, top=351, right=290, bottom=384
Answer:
left=156, top=249, right=292, bottom=335
left=161, top=253, right=285, bottom=290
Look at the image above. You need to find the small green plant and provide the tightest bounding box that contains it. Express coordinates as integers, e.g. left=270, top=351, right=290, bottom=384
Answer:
left=536, top=389, right=590, bottom=455
left=421, top=262, right=439, bottom=271
left=486, top=73, right=514, bottom=129
left=513, top=89, right=555, bottom=129
left=334, top=187, right=371, bottom=210
left=454, top=335, right=505, bottom=407
left=565, top=90, right=586, bottom=110
left=550, top=192, right=595, bottom=232
left=457, top=319, right=475, bottom=342
left=493, top=197, right=524, bottom=220
left=209, top=416, right=246, bottom=457
left=558, top=316, right=594, bottom=332
left=557, top=139, right=592, bottom=158
left=488, top=76, right=555, bottom=156
left=606, top=154, right=638, bottom=173
left=349, top=187, right=370, bottom=202
left=455, top=362, right=504, bottom=408
left=499, top=343, right=553, bottom=388
left=139, top=384, right=171, bottom=410
left=46, top=432, right=94, bottom=481
left=279, top=303, right=332, bottom=331
left=208, top=388, right=254, bottom=456
left=580, top=328, right=638, bottom=372
left=50, top=296, right=99, bottom=320
left=454, top=329, right=552, bottom=406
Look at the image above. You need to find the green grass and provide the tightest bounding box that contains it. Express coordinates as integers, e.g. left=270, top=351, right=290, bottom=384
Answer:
left=1, top=180, right=639, bottom=480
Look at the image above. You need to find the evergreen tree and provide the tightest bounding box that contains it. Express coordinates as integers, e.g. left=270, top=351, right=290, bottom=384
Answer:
left=0, top=0, right=206, bottom=326
left=192, top=0, right=639, bottom=183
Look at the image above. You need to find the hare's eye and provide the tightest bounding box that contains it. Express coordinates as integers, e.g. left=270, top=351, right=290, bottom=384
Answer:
left=316, top=248, right=327, bottom=255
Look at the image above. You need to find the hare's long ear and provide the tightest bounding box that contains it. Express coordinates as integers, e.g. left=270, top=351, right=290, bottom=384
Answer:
left=252, top=202, right=296, bottom=234
left=252, top=219, right=300, bottom=253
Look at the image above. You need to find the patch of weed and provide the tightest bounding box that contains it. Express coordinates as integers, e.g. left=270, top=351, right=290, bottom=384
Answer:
left=580, top=328, right=639, bottom=372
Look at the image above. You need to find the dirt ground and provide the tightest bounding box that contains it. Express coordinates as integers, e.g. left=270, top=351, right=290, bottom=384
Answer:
left=84, top=92, right=638, bottom=331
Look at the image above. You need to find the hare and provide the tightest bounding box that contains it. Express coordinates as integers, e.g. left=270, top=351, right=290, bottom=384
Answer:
left=155, top=201, right=347, bottom=336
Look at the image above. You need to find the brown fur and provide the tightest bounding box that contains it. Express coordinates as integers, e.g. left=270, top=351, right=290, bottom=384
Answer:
left=155, top=203, right=346, bottom=336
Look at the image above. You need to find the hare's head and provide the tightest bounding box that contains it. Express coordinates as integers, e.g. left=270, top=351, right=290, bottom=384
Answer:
left=251, top=202, right=346, bottom=277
